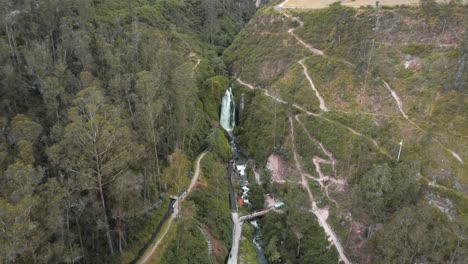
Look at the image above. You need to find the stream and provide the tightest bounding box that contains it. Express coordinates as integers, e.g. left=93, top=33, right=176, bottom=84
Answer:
left=232, top=137, right=269, bottom=264
left=221, top=87, right=269, bottom=264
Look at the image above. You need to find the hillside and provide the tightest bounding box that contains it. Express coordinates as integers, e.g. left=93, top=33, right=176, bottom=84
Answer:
left=0, top=0, right=466, bottom=263
left=224, top=0, right=467, bottom=263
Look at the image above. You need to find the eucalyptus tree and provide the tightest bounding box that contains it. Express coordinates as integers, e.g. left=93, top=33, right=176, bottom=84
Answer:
left=48, top=85, right=143, bottom=254
left=0, top=114, right=70, bottom=263
left=134, top=70, right=167, bottom=198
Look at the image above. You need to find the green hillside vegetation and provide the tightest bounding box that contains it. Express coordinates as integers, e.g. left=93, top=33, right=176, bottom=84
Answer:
left=227, top=0, right=467, bottom=262
left=159, top=140, right=233, bottom=264
left=270, top=62, right=321, bottom=113
left=0, top=0, right=256, bottom=262
left=234, top=85, right=290, bottom=162
left=224, top=6, right=304, bottom=86
left=159, top=202, right=211, bottom=264
left=260, top=185, right=339, bottom=263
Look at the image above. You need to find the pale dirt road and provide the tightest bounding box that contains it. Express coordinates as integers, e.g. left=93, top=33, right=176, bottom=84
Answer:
left=289, top=116, right=351, bottom=264
left=299, top=58, right=329, bottom=112
left=296, top=114, right=345, bottom=201
left=277, top=1, right=329, bottom=112
left=281, top=0, right=464, bottom=164
left=139, top=152, right=208, bottom=264
left=236, top=78, right=287, bottom=104
left=289, top=29, right=324, bottom=56
left=237, top=78, right=390, bottom=157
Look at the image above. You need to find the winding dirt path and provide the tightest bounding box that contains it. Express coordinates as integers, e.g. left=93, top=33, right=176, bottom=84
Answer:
left=197, top=225, right=213, bottom=259
left=237, top=78, right=287, bottom=104
left=237, top=4, right=462, bottom=263
left=289, top=28, right=324, bottom=56
left=139, top=152, right=208, bottom=264
left=289, top=116, right=351, bottom=264
left=295, top=114, right=346, bottom=202
left=276, top=2, right=330, bottom=111
left=237, top=78, right=390, bottom=157
left=299, top=58, right=329, bottom=111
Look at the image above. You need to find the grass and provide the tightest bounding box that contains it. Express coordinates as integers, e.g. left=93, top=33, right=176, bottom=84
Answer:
left=227, top=2, right=466, bottom=261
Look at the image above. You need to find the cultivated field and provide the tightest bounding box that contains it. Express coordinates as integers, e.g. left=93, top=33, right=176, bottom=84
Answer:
left=282, top=0, right=457, bottom=9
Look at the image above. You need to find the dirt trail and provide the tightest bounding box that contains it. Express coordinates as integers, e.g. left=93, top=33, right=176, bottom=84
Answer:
left=276, top=1, right=330, bottom=112
left=334, top=109, right=401, bottom=118
left=253, top=169, right=262, bottom=185
left=190, top=52, right=201, bottom=78
left=382, top=80, right=408, bottom=119
left=292, top=103, right=320, bottom=116
left=299, top=58, right=329, bottom=111
left=383, top=80, right=464, bottom=164
left=289, top=29, right=324, bottom=56
left=296, top=114, right=343, bottom=205
left=237, top=78, right=390, bottom=157
left=237, top=78, right=287, bottom=104
left=140, top=214, right=174, bottom=264
left=237, top=78, right=317, bottom=117
left=289, top=116, right=351, bottom=264
left=140, top=152, right=208, bottom=264
left=197, top=225, right=213, bottom=259
left=285, top=14, right=463, bottom=161
left=296, top=115, right=337, bottom=169
left=193, top=58, right=201, bottom=70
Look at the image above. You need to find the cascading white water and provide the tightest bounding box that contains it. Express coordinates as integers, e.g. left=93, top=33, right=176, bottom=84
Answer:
left=220, top=87, right=236, bottom=132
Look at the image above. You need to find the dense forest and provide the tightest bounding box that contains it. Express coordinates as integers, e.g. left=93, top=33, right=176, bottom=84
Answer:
left=0, top=0, right=256, bottom=262
left=1, top=0, right=467, bottom=263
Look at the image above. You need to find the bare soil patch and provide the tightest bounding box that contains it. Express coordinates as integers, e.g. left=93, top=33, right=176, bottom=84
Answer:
left=266, top=153, right=288, bottom=183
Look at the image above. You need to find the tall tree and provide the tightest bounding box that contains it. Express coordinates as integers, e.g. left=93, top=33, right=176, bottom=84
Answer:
left=134, top=70, right=166, bottom=197
left=48, top=85, right=143, bottom=254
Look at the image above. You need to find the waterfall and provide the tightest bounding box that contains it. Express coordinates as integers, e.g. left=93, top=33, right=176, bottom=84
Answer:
left=220, top=87, right=236, bottom=132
